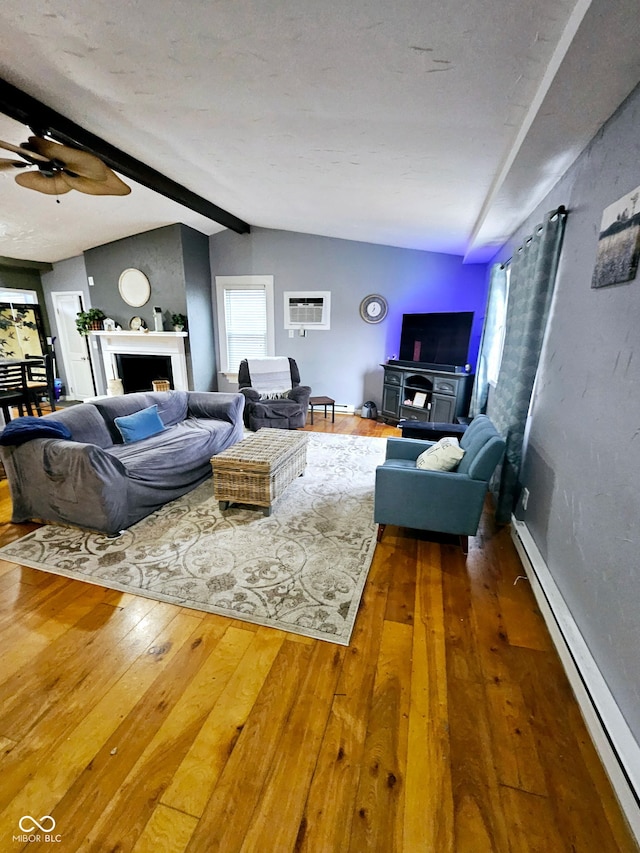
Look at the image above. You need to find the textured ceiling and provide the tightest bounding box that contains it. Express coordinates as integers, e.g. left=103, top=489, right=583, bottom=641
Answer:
left=1, top=0, right=640, bottom=264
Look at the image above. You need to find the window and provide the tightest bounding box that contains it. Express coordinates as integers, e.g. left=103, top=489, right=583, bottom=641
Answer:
left=215, top=275, right=275, bottom=374
left=487, top=266, right=510, bottom=386
left=0, top=288, right=38, bottom=304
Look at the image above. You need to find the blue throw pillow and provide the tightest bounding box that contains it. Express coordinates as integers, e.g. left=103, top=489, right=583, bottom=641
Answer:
left=114, top=404, right=165, bottom=444
left=0, top=416, right=72, bottom=446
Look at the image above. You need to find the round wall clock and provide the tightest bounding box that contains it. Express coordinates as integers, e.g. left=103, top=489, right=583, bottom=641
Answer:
left=359, top=294, right=388, bottom=323
left=129, top=315, right=146, bottom=331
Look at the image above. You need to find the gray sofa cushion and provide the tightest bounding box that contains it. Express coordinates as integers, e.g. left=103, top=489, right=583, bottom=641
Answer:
left=109, top=419, right=236, bottom=528
left=94, top=390, right=189, bottom=443
left=42, top=403, right=113, bottom=448
left=108, top=419, right=234, bottom=484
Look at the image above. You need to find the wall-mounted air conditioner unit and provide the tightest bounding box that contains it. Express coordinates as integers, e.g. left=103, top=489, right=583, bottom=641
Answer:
left=284, top=291, right=331, bottom=331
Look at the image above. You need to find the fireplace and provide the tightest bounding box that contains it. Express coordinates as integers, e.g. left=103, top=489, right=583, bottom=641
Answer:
left=116, top=354, right=174, bottom=393
left=93, top=331, right=189, bottom=392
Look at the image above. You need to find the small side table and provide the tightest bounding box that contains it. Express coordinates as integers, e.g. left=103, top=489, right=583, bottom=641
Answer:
left=309, top=395, right=335, bottom=425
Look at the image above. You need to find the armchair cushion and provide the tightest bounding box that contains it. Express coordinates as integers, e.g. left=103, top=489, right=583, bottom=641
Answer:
left=376, top=463, right=489, bottom=535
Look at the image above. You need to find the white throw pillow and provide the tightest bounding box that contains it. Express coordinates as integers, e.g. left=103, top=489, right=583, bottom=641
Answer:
left=416, top=436, right=465, bottom=471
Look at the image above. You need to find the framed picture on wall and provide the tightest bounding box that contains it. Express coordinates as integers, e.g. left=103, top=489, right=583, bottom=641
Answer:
left=592, top=184, right=640, bottom=288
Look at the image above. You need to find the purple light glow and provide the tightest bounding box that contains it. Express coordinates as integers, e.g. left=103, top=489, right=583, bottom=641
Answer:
left=383, top=256, right=489, bottom=371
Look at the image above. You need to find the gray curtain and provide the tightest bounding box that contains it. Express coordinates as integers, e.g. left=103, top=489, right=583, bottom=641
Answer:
left=488, top=208, right=567, bottom=523
left=469, top=263, right=507, bottom=417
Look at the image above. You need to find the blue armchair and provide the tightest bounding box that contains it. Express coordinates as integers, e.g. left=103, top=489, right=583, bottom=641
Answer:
left=374, top=415, right=505, bottom=552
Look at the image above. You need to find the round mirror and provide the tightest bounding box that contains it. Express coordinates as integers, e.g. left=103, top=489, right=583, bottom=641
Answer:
left=118, top=268, right=151, bottom=307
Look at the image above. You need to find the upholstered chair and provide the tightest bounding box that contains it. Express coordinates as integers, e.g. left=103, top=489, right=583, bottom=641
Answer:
left=374, top=414, right=505, bottom=552
left=238, top=357, right=311, bottom=430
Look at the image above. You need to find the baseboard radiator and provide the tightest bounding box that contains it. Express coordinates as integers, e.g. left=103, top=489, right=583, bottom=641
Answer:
left=511, top=518, right=640, bottom=845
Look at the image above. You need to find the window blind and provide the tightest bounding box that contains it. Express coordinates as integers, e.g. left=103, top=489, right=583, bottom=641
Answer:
left=223, top=287, right=268, bottom=373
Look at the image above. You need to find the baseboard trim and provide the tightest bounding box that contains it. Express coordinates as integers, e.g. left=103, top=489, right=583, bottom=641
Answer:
left=511, top=518, right=640, bottom=844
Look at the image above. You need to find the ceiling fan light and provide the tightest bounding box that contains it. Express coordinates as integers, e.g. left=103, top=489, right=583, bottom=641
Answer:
left=3, top=134, right=130, bottom=197
left=27, top=136, right=109, bottom=181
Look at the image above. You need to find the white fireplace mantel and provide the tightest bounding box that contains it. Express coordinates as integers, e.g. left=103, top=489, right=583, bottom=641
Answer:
left=91, top=330, right=189, bottom=391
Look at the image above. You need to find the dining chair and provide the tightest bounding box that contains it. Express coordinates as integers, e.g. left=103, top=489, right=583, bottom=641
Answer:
left=0, top=362, right=33, bottom=422
left=25, top=353, right=56, bottom=415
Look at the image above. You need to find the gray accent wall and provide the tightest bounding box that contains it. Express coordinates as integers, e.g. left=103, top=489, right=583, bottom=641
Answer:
left=84, top=224, right=186, bottom=333
left=210, top=227, right=488, bottom=407
left=490, top=83, right=640, bottom=742
left=181, top=225, right=217, bottom=391
left=82, top=224, right=214, bottom=393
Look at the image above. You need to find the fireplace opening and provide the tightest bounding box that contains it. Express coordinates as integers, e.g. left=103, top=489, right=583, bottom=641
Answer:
left=116, top=354, right=174, bottom=394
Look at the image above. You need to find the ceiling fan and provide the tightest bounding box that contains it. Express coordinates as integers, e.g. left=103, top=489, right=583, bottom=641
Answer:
left=0, top=135, right=131, bottom=196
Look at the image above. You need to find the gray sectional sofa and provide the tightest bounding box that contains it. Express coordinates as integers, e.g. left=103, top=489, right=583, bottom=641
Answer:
left=0, top=390, right=244, bottom=535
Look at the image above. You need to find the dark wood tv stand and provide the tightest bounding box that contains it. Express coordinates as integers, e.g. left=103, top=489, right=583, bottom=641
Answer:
left=380, top=363, right=473, bottom=425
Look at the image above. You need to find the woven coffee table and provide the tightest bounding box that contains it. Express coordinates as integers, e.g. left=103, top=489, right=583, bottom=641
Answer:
left=211, top=428, right=308, bottom=516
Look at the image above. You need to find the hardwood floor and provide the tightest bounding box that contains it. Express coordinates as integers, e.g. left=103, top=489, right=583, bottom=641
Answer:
left=0, top=413, right=636, bottom=852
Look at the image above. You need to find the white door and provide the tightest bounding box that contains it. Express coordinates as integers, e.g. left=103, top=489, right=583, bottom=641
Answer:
left=51, top=291, right=96, bottom=400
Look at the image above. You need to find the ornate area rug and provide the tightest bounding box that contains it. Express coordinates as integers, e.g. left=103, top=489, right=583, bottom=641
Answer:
left=0, top=433, right=386, bottom=645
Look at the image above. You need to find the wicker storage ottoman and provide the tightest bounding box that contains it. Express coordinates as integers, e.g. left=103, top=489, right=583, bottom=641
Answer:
left=211, top=428, right=308, bottom=515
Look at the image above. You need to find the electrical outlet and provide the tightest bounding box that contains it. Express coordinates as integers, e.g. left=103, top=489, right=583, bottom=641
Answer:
left=522, top=487, right=530, bottom=511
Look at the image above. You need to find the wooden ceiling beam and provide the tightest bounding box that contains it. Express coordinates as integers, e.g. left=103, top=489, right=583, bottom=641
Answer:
left=0, top=77, right=251, bottom=235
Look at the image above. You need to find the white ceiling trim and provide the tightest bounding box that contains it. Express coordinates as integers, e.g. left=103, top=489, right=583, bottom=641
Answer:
left=466, top=0, right=593, bottom=259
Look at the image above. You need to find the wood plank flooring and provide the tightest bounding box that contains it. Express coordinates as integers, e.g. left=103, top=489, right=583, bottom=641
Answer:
left=0, top=414, right=637, bottom=852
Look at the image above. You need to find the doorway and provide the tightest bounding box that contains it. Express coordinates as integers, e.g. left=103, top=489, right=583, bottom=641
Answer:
left=51, top=291, right=97, bottom=400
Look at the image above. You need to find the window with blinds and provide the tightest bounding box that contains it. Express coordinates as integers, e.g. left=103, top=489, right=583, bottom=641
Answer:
left=224, top=287, right=267, bottom=371
left=0, top=288, right=38, bottom=304
left=215, top=275, right=275, bottom=374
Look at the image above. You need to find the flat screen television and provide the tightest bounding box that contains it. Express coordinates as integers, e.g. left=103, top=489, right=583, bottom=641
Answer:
left=398, top=311, right=473, bottom=369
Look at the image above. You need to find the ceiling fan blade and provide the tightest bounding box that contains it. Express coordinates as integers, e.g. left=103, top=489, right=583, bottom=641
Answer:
left=0, top=158, right=26, bottom=171
left=27, top=136, right=109, bottom=181
left=60, top=168, right=131, bottom=196
left=0, top=138, right=49, bottom=163
left=15, top=170, right=72, bottom=195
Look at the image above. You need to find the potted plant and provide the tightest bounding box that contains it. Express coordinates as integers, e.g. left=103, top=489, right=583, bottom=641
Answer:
left=171, top=312, right=187, bottom=332
left=76, top=308, right=106, bottom=335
